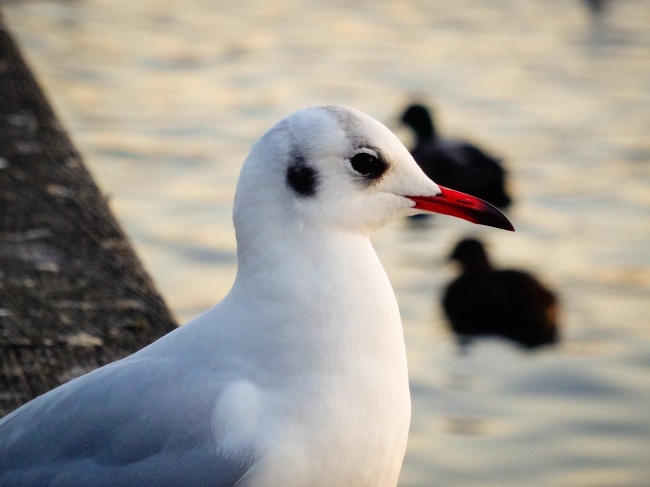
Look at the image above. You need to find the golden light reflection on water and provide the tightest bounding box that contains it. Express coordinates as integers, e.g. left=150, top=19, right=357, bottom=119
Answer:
left=4, top=0, right=650, bottom=485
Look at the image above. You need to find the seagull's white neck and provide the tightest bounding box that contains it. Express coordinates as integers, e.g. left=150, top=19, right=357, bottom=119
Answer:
left=234, top=215, right=373, bottom=289
left=231, top=216, right=399, bottom=353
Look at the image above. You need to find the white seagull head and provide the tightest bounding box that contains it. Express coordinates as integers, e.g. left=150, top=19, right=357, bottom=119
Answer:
left=234, top=105, right=513, bottom=238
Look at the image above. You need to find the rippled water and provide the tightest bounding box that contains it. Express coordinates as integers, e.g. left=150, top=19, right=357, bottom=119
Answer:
left=4, top=0, right=650, bottom=485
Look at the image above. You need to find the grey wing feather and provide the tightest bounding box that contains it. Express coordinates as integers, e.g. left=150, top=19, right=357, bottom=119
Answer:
left=0, top=357, right=253, bottom=487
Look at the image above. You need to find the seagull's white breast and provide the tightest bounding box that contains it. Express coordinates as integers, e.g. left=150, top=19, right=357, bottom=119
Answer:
left=193, top=231, right=411, bottom=487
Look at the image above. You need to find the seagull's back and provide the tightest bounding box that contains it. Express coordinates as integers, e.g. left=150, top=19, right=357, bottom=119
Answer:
left=0, top=357, right=250, bottom=486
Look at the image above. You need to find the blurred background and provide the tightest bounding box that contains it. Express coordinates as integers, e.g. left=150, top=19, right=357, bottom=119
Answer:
left=2, top=0, right=649, bottom=485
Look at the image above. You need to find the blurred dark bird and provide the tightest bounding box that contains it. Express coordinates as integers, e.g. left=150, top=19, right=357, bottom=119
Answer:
left=583, top=0, right=609, bottom=18
left=442, top=238, right=559, bottom=351
left=400, top=104, right=512, bottom=211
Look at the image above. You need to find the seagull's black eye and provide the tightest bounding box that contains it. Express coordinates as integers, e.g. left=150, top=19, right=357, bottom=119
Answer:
left=349, top=152, right=387, bottom=180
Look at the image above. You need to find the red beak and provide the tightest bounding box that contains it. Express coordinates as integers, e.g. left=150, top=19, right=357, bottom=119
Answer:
left=408, top=185, right=514, bottom=231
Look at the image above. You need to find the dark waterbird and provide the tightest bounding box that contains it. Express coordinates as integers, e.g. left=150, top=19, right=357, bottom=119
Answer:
left=400, top=104, right=512, bottom=211
left=442, top=238, right=559, bottom=351
left=583, top=0, right=609, bottom=18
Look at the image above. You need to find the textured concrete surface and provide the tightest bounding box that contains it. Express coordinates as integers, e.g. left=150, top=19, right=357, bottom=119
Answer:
left=0, top=9, right=178, bottom=417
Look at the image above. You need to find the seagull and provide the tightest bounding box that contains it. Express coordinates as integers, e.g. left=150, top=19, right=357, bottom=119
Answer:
left=400, top=103, right=512, bottom=211
left=442, top=237, right=558, bottom=352
left=0, top=106, right=513, bottom=486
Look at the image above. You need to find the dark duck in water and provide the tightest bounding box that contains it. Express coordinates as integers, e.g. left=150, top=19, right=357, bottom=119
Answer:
left=400, top=104, right=512, bottom=211
left=442, top=238, right=559, bottom=351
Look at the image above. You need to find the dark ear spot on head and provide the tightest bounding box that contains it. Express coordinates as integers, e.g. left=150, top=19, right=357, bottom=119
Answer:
left=286, top=156, right=318, bottom=197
